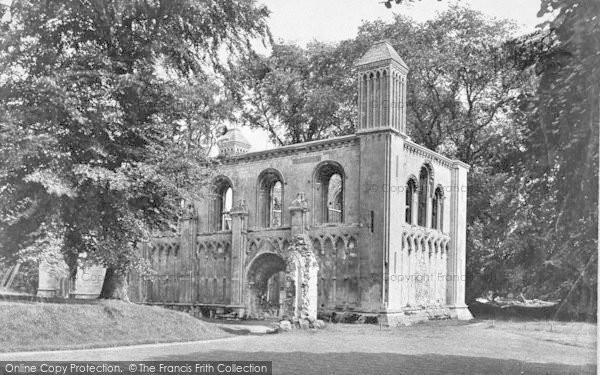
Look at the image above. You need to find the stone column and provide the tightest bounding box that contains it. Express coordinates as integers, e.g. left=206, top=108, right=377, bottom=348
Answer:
left=230, top=200, right=248, bottom=311
left=402, top=235, right=410, bottom=307
left=179, top=203, right=197, bottom=302
left=446, top=163, right=473, bottom=320
left=426, top=189, right=433, bottom=229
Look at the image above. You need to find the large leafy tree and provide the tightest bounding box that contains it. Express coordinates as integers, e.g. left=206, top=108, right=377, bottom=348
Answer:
left=0, top=0, right=269, bottom=299
left=228, top=41, right=357, bottom=145
left=375, top=1, right=599, bottom=319
left=357, top=8, right=525, bottom=165
left=510, top=0, right=599, bottom=319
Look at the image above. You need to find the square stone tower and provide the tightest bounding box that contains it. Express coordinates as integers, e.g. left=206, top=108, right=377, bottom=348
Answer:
left=355, top=41, right=473, bottom=325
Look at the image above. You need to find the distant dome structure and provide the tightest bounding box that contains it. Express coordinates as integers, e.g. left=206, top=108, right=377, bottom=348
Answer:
left=217, top=127, right=251, bottom=157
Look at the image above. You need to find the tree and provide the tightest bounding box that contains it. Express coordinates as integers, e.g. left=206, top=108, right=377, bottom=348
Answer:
left=0, top=0, right=269, bottom=299
left=227, top=41, right=357, bottom=145
left=510, top=0, right=599, bottom=319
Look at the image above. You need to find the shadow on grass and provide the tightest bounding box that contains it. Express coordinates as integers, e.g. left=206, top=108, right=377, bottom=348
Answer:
left=153, top=351, right=596, bottom=375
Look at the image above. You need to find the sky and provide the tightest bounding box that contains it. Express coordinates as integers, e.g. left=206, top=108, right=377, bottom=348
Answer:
left=260, top=0, right=544, bottom=45
left=238, top=0, right=547, bottom=151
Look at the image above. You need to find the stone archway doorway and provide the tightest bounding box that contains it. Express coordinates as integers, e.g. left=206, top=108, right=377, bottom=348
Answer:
left=244, top=234, right=319, bottom=321
left=245, top=252, right=290, bottom=319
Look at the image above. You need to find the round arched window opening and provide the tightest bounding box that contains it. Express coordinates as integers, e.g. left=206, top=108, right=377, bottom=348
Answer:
left=213, top=177, right=233, bottom=231
left=313, top=162, right=345, bottom=224
left=257, top=169, right=284, bottom=228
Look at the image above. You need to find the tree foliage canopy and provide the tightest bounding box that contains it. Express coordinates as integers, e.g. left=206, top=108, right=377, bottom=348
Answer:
left=0, top=0, right=269, bottom=298
left=228, top=41, right=357, bottom=145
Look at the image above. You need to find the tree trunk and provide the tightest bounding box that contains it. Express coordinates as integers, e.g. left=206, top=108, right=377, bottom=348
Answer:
left=100, top=267, right=130, bottom=302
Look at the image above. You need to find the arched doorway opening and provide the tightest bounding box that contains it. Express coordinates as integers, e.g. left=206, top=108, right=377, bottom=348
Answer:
left=246, top=252, right=289, bottom=319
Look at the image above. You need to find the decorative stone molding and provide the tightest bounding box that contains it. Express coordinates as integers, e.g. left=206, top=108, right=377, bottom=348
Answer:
left=404, top=140, right=454, bottom=168
left=219, top=135, right=358, bottom=165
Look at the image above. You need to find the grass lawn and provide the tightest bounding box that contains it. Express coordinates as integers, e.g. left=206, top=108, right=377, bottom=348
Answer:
left=0, top=300, right=231, bottom=352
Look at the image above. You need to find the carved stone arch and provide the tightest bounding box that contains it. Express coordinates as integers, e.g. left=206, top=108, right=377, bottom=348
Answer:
left=433, top=237, right=440, bottom=254
left=322, top=235, right=335, bottom=257
left=211, top=175, right=235, bottom=194
left=317, top=234, right=326, bottom=247
left=414, top=234, right=424, bottom=256
left=204, top=242, right=213, bottom=257
left=408, top=234, right=416, bottom=254
left=427, top=236, right=435, bottom=256
left=420, top=161, right=435, bottom=197
left=244, top=235, right=318, bottom=320
left=328, top=235, right=339, bottom=256
left=402, top=233, right=409, bottom=253
left=334, top=236, right=346, bottom=260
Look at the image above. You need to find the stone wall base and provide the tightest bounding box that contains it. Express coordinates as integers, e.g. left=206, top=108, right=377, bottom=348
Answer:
left=36, top=289, right=57, bottom=298
left=379, top=305, right=469, bottom=327
left=447, top=304, right=474, bottom=321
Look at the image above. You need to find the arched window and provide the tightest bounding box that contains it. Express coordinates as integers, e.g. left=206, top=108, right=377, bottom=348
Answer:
left=314, top=162, right=344, bottom=224
left=405, top=178, right=417, bottom=224
left=212, top=177, right=233, bottom=231
left=257, top=169, right=284, bottom=228
left=418, top=165, right=432, bottom=227
left=432, top=187, right=444, bottom=231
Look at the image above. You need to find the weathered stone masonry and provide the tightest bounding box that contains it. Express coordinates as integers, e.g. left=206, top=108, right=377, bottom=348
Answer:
left=40, top=42, right=473, bottom=325
left=127, top=41, right=473, bottom=325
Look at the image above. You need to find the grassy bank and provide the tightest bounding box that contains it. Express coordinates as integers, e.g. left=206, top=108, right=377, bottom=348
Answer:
left=0, top=300, right=231, bottom=352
